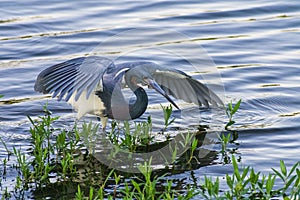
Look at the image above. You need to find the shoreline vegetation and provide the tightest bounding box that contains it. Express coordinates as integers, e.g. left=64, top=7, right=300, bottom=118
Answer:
left=0, top=97, right=299, bottom=199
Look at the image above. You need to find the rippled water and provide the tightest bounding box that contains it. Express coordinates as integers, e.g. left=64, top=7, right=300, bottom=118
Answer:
left=1, top=0, right=300, bottom=198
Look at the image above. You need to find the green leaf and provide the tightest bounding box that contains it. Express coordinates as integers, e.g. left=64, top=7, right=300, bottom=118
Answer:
left=226, top=174, right=233, bottom=189
left=241, top=166, right=250, bottom=180
left=89, top=187, right=94, bottom=200
left=266, top=174, right=276, bottom=191
left=231, top=99, right=242, bottom=115
left=280, top=160, right=287, bottom=177
left=191, top=138, right=198, bottom=149
left=214, top=177, right=220, bottom=196
left=232, top=155, right=241, bottom=180
left=0, top=94, right=3, bottom=98
left=295, top=168, right=300, bottom=186
left=297, top=168, right=300, bottom=177
left=242, top=178, right=250, bottom=189
left=249, top=169, right=259, bottom=184
left=167, top=118, right=175, bottom=126
left=286, top=175, right=297, bottom=189
left=228, top=101, right=233, bottom=112
left=272, top=167, right=285, bottom=181
left=131, top=180, right=142, bottom=193
left=225, top=120, right=235, bottom=129
left=76, top=185, right=83, bottom=199
left=288, top=161, right=299, bottom=178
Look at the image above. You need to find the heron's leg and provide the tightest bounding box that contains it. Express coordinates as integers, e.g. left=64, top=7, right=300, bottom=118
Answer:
left=74, top=117, right=80, bottom=130
left=99, top=116, right=108, bottom=132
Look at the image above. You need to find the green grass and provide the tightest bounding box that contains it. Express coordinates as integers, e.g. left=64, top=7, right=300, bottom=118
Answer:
left=108, top=117, right=154, bottom=152
left=1, top=100, right=300, bottom=199
left=200, top=155, right=300, bottom=199
left=225, top=99, right=241, bottom=130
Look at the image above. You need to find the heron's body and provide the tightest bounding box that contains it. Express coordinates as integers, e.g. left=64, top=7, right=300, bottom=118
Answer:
left=34, top=56, right=223, bottom=129
left=68, top=89, right=104, bottom=119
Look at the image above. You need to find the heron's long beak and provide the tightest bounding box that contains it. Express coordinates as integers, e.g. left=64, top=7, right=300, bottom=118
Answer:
left=145, top=78, right=179, bottom=109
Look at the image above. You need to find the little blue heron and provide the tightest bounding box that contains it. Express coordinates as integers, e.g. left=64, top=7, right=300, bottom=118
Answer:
left=34, top=56, right=223, bottom=130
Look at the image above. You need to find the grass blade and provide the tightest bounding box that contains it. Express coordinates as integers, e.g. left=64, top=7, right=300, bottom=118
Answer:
left=280, top=160, right=287, bottom=177
left=232, top=99, right=242, bottom=115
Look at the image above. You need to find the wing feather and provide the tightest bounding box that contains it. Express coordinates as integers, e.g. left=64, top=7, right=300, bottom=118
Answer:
left=154, top=70, right=222, bottom=107
left=116, top=61, right=223, bottom=107
left=34, top=56, right=114, bottom=102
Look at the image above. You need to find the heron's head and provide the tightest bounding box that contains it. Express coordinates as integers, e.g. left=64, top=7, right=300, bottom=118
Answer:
left=124, top=62, right=157, bottom=89
left=124, top=62, right=180, bottom=109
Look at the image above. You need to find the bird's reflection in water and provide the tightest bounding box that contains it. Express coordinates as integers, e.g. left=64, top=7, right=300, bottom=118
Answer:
left=90, top=124, right=219, bottom=174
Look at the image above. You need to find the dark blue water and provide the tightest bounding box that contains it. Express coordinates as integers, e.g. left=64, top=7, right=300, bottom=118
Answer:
left=1, top=0, right=300, bottom=198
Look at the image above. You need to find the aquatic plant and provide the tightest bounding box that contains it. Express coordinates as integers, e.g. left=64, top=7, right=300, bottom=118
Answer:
left=272, top=160, right=300, bottom=199
left=161, top=104, right=175, bottom=132
left=218, top=99, right=241, bottom=164
left=6, top=105, right=85, bottom=195
left=108, top=116, right=154, bottom=152
left=225, top=99, right=241, bottom=130
left=200, top=155, right=300, bottom=199
left=2, top=101, right=300, bottom=199
left=75, top=158, right=198, bottom=200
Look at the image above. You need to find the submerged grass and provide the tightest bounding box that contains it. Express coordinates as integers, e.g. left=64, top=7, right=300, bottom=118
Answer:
left=1, top=100, right=300, bottom=199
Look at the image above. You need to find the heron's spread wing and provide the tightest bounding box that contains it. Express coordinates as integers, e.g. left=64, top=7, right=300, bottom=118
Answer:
left=34, top=56, right=114, bottom=101
left=153, top=69, right=223, bottom=107
left=119, top=61, right=222, bottom=107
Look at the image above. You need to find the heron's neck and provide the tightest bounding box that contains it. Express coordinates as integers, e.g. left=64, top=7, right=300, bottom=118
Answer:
left=129, top=87, right=148, bottom=119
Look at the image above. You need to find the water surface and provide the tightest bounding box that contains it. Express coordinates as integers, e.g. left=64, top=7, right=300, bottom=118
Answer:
left=1, top=0, right=300, bottom=198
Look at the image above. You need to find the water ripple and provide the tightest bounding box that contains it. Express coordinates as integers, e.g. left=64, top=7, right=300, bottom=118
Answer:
left=0, top=0, right=300, bottom=194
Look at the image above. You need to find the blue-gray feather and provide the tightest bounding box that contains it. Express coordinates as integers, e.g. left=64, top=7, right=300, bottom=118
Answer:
left=35, top=56, right=114, bottom=101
